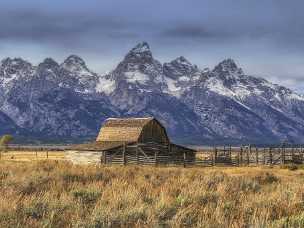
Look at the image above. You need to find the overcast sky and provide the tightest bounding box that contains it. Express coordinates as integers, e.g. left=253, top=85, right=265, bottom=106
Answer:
left=1, top=0, right=304, bottom=92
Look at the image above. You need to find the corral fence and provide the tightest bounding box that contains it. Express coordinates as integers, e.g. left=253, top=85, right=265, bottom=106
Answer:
left=99, top=144, right=304, bottom=167
left=193, top=145, right=304, bottom=167
left=1, top=144, right=304, bottom=167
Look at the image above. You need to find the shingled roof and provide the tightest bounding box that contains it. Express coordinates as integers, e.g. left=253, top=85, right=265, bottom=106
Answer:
left=96, top=117, right=154, bottom=142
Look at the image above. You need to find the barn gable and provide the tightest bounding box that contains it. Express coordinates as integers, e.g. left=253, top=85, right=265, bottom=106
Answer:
left=96, top=117, right=169, bottom=144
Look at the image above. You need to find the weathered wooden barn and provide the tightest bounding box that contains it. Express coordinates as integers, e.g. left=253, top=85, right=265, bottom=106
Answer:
left=67, top=117, right=196, bottom=165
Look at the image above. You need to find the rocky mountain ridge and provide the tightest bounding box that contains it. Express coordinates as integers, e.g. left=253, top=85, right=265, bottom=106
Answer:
left=1, top=42, right=304, bottom=144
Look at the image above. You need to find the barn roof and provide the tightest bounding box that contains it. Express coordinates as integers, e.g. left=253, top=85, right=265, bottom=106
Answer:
left=70, top=141, right=134, bottom=151
left=96, top=117, right=155, bottom=142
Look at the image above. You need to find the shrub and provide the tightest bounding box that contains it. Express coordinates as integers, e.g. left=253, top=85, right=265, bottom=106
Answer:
left=24, top=202, right=49, bottom=220
left=254, top=172, right=279, bottom=185
left=72, top=189, right=101, bottom=204
left=280, top=164, right=298, bottom=171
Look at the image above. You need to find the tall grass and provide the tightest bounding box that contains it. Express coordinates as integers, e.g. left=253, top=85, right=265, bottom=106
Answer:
left=0, top=161, right=304, bottom=227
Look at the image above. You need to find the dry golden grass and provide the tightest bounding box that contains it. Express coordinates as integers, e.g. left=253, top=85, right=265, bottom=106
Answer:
left=0, top=150, right=65, bottom=162
left=0, top=161, right=304, bottom=227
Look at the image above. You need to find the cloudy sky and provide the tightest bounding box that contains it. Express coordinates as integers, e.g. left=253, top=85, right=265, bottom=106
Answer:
left=1, top=0, right=304, bottom=91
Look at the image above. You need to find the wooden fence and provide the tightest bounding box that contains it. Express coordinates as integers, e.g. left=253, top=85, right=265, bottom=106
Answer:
left=68, top=144, right=304, bottom=166
left=0, top=145, right=66, bottom=161
left=99, top=144, right=304, bottom=167
left=193, top=145, right=304, bottom=167
left=1, top=144, right=304, bottom=166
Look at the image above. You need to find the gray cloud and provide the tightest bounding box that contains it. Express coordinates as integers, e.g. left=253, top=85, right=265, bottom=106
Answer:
left=0, top=0, right=304, bottom=91
left=0, top=9, right=129, bottom=42
left=162, top=26, right=215, bottom=39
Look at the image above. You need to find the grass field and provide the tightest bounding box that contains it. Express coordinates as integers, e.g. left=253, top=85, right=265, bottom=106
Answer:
left=1, top=160, right=304, bottom=227
left=0, top=150, right=65, bottom=162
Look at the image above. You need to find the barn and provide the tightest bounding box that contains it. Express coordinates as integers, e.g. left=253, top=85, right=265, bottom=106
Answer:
left=67, top=117, right=196, bottom=166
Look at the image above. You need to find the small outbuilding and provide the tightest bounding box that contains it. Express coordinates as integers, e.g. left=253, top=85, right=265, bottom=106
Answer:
left=68, top=117, right=196, bottom=166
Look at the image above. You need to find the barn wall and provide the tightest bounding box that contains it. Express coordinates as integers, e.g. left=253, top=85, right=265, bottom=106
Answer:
left=139, top=120, right=169, bottom=144
left=65, top=151, right=102, bottom=164
left=103, top=143, right=195, bottom=165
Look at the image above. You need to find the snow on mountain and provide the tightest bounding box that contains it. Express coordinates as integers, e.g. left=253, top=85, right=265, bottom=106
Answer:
left=107, top=42, right=166, bottom=93
left=96, top=76, right=116, bottom=95
left=163, top=56, right=204, bottom=97
left=60, top=55, right=99, bottom=94
left=0, top=58, right=35, bottom=94
left=1, top=42, right=304, bottom=144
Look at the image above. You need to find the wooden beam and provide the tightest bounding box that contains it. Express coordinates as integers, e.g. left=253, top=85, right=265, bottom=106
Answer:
left=256, top=147, right=258, bottom=165
left=136, top=145, right=139, bottom=164
left=103, top=151, right=106, bottom=164
left=240, top=147, right=243, bottom=165
left=138, top=147, right=149, bottom=159
left=154, top=151, right=158, bottom=167
left=247, top=145, right=250, bottom=165
left=269, top=148, right=273, bottom=165
left=123, top=142, right=126, bottom=166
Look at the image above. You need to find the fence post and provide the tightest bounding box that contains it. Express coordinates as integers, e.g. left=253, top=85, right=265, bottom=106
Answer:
left=183, top=151, right=186, bottom=168
left=123, top=143, right=126, bottom=166
left=255, top=147, right=259, bottom=165
left=247, top=146, right=250, bottom=165
left=136, top=145, right=139, bottom=164
left=229, top=145, right=232, bottom=161
left=103, top=151, right=107, bottom=164
left=269, top=148, right=273, bottom=165
left=283, top=147, right=286, bottom=164
left=240, top=147, right=243, bottom=165
left=281, top=147, right=285, bottom=165
left=214, top=147, right=218, bottom=166
left=46, top=150, right=48, bottom=159
left=237, top=148, right=240, bottom=166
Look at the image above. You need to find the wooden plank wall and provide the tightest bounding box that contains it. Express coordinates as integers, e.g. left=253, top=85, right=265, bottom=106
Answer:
left=65, top=151, right=102, bottom=164
left=103, top=144, right=304, bottom=167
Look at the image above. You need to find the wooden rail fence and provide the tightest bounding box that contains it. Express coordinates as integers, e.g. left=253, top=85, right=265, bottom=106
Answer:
left=100, top=144, right=304, bottom=167
left=194, top=145, right=304, bottom=167
left=1, top=144, right=304, bottom=167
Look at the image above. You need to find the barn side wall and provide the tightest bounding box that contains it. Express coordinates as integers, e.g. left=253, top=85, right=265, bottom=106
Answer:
left=65, top=151, right=102, bottom=164
left=103, top=143, right=195, bottom=165
left=139, top=120, right=169, bottom=144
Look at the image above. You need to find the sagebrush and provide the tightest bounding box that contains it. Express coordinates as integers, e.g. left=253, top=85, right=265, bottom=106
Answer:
left=0, top=161, right=304, bottom=227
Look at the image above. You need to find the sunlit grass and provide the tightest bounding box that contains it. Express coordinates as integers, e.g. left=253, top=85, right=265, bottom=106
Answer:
left=0, top=150, right=65, bottom=162
left=0, top=161, right=304, bottom=227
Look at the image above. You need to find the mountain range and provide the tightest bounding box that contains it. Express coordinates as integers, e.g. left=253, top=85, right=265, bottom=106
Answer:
left=1, top=42, right=304, bottom=145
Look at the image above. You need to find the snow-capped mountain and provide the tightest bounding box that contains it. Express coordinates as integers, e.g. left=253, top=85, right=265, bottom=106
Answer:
left=1, top=42, right=304, bottom=144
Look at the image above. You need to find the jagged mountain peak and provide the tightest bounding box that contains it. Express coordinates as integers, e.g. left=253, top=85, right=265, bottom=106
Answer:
left=173, top=56, right=191, bottom=65
left=110, top=41, right=163, bottom=87
left=39, top=58, right=59, bottom=69
left=124, top=41, right=153, bottom=62
left=2, top=51, right=304, bottom=145
left=163, top=56, right=199, bottom=81
left=62, top=55, right=86, bottom=68
left=131, top=41, right=151, bottom=53
left=1, top=57, right=32, bottom=69
left=0, top=57, right=34, bottom=87
left=213, top=58, right=243, bottom=75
